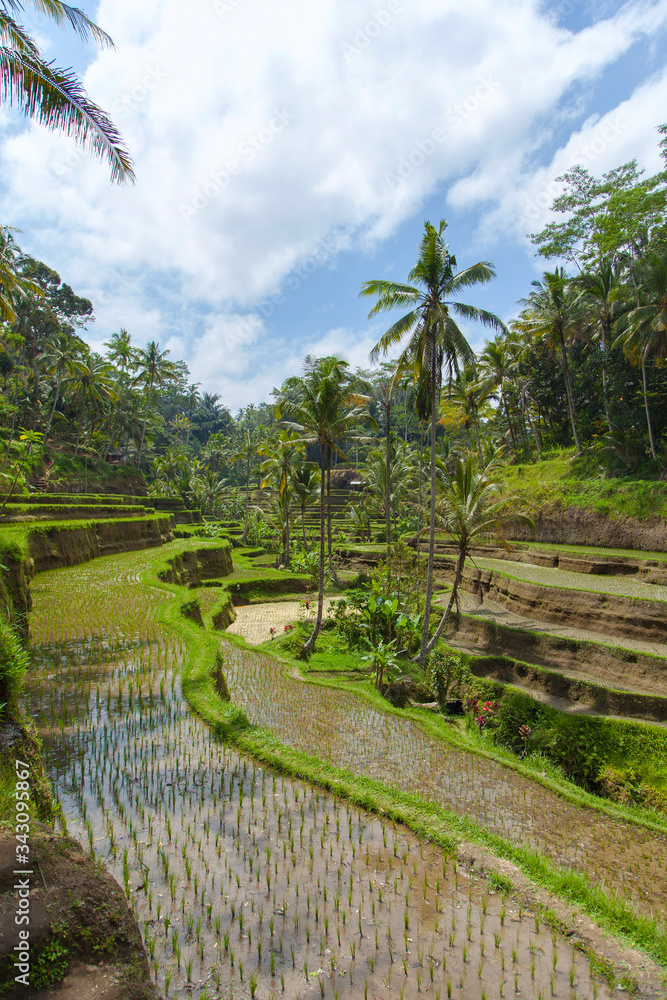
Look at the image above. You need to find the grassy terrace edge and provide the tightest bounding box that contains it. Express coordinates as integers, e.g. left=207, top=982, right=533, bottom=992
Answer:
left=143, top=562, right=667, bottom=974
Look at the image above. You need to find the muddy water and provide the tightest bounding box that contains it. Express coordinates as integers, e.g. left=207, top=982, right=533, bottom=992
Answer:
left=25, top=547, right=615, bottom=998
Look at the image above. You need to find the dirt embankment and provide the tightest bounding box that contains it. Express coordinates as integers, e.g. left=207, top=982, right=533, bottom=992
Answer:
left=508, top=503, right=667, bottom=553
left=0, top=827, right=159, bottom=1000
left=437, top=563, right=667, bottom=646
left=453, top=615, right=667, bottom=696
left=158, top=542, right=233, bottom=587
left=28, top=519, right=173, bottom=575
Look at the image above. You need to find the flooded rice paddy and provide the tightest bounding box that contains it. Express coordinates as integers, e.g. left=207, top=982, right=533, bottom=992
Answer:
left=22, top=542, right=655, bottom=997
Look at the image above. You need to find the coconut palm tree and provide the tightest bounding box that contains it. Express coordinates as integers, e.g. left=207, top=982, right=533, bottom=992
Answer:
left=41, top=329, right=82, bottom=444
left=276, top=355, right=371, bottom=656
left=133, top=341, right=179, bottom=468
left=231, top=427, right=260, bottom=544
left=572, top=263, right=628, bottom=432
left=420, top=454, right=533, bottom=657
left=478, top=335, right=520, bottom=453
left=614, top=250, right=667, bottom=460
left=362, top=220, right=504, bottom=667
left=0, top=0, right=134, bottom=182
left=291, top=462, right=321, bottom=552
left=259, top=430, right=305, bottom=566
left=61, top=354, right=118, bottom=456
left=447, top=366, right=496, bottom=455
left=105, top=328, right=136, bottom=376
left=0, top=226, right=41, bottom=322
left=516, top=268, right=584, bottom=452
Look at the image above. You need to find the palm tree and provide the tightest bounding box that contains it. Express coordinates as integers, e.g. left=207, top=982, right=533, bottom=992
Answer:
left=276, top=355, right=371, bottom=656
left=573, top=263, right=628, bottom=431
left=420, top=454, right=533, bottom=657
left=291, top=462, right=321, bottom=551
left=41, top=329, right=82, bottom=443
left=362, top=220, right=504, bottom=667
left=0, top=0, right=134, bottom=182
left=0, top=226, right=41, bottom=322
left=259, top=430, right=305, bottom=566
left=61, top=354, right=118, bottom=456
left=133, top=341, right=179, bottom=468
left=614, top=250, right=667, bottom=460
left=231, top=428, right=260, bottom=543
left=478, top=335, right=519, bottom=453
left=447, top=366, right=496, bottom=454
left=516, top=268, right=584, bottom=452
left=152, top=447, right=188, bottom=497
left=105, top=328, right=136, bottom=376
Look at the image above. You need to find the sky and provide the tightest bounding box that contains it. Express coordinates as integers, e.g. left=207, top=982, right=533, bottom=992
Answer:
left=1, top=0, right=666, bottom=412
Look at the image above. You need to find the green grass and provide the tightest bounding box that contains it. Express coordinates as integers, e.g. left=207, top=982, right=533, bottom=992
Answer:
left=502, top=448, right=667, bottom=522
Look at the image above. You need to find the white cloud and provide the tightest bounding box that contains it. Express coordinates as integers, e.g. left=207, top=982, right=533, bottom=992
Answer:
left=0, top=0, right=665, bottom=403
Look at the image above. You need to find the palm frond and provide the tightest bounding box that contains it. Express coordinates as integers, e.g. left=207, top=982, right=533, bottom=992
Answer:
left=1, top=1, right=114, bottom=47
left=0, top=47, right=134, bottom=182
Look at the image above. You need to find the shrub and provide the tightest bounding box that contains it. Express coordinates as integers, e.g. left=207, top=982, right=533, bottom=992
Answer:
left=0, top=620, right=28, bottom=709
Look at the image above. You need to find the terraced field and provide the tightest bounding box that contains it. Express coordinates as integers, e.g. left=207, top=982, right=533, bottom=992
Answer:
left=22, top=537, right=667, bottom=997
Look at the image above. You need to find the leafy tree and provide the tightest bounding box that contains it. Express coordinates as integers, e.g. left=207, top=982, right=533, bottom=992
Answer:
left=363, top=220, right=504, bottom=667
left=61, top=354, right=117, bottom=456
left=291, top=462, right=320, bottom=552
left=0, top=0, right=134, bottom=182
left=259, top=429, right=305, bottom=566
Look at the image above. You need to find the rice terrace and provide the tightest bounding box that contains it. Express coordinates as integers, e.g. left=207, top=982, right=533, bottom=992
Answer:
left=1, top=3, right=667, bottom=999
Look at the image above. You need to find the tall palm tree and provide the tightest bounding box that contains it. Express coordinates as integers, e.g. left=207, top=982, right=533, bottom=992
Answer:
left=41, top=329, right=81, bottom=443
left=276, top=355, right=371, bottom=656
left=479, top=335, right=519, bottom=453
left=291, top=462, right=321, bottom=552
left=133, top=341, right=179, bottom=468
left=105, top=328, right=136, bottom=376
left=362, top=220, right=504, bottom=667
left=516, top=268, right=584, bottom=452
left=420, top=454, right=533, bottom=656
left=231, top=427, right=260, bottom=543
left=0, top=0, right=134, bottom=182
left=447, top=366, right=496, bottom=455
left=573, top=263, right=627, bottom=431
left=0, top=226, right=41, bottom=322
left=61, top=354, right=117, bottom=456
left=614, top=251, right=667, bottom=460
left=259, top=430, right=305, bottom=566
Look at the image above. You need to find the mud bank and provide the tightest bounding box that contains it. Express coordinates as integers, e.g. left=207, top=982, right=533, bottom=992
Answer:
left=157, top=540, right=233, bottom=586
left=453, top=614, right=667, bottom=697
left=443, top=563, right=667, bottom=645
left=0, top=828, right=159, bottom=1000
left=508, top=503, right=667, bottom=552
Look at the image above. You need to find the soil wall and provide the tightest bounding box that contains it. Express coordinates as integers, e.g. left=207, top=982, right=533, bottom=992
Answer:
left=28, top=517, right=173, bottom=575
left=450, top=564, right=667, bottom=645
left=508, top=503, right=667, bottom=553
left=158, top=542, right=233, bottom=587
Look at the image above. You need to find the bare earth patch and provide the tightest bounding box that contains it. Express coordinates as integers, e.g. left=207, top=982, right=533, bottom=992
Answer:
left=226, top=599, right=330, bottom=645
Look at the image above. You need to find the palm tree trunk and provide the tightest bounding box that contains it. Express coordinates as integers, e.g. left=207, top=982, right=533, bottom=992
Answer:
left=137, top=381, right=153, bottom=468
left=642, top=360, right=657, bottom=460
left=385, top=398, right=392, bottom=565
left=601, top=320, right=612, bottom=431
left=524, top=399, right=541, bottom=455
left=73, top=397, right=86, bottom=458
left=424, top=548, right=465, bottom=656
left=43, top=371, right=63, bottom=446
left=326, top=448, right=338, bottom=583
left=558, top=328, right=581, bottom=452
left=242, top=454, right=250, bottom=544
left=418, top=372, right=439, bottom=668
left=474, top=417, right=482, bottom=455
left=503, top=395, right=518, bottom=454
left=301, top=502, right=310, bottom=552
left=302, top=449, right=327, bottom=657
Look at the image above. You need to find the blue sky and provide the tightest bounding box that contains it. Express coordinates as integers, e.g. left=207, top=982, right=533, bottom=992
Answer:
left=1, top=0, right=666, bottom=410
